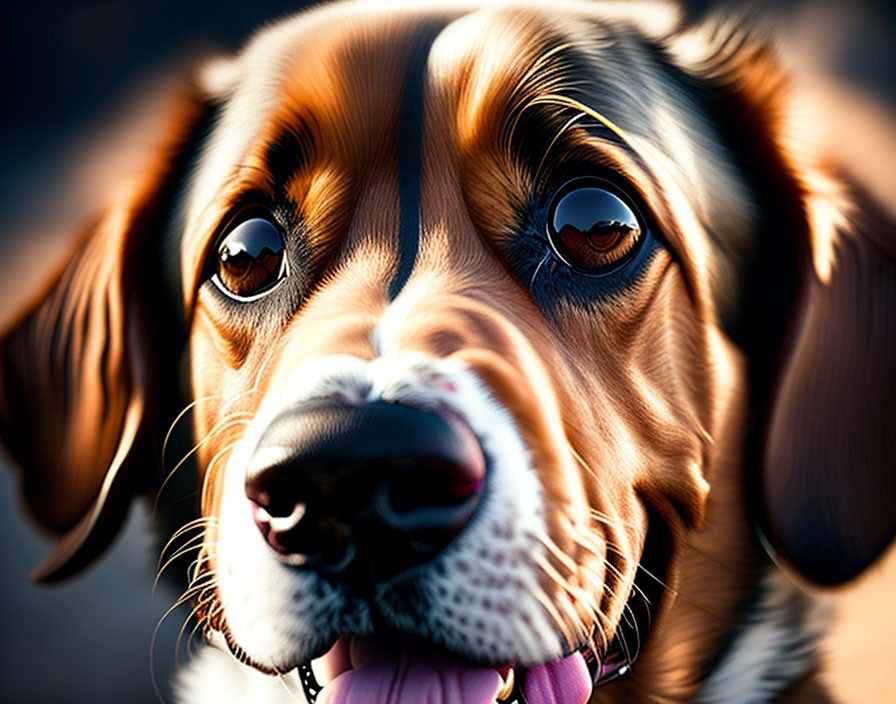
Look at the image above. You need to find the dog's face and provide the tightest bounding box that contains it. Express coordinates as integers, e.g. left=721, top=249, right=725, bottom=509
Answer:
left=184, top=4, right=727, bottom=692
left=2, top=2, right=894, bottom=703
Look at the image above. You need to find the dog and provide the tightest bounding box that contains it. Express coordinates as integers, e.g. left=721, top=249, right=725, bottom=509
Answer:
left=1, top=1, right=894, bottom=702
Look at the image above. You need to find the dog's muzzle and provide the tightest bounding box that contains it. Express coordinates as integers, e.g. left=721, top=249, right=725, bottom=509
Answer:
left=244, top=400, right=486, bottom=590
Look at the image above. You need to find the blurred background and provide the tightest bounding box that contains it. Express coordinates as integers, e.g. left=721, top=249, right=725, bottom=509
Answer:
left=0, top=1, right=894, bottom=702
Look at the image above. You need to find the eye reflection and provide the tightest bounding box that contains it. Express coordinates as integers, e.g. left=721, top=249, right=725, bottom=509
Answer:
left=214, top=217, right=286, bottom=299
left=547, top=181, right=642, bottom=272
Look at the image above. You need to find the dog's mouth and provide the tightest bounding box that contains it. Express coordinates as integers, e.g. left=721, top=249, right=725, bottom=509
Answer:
left=286, top=525, right=666, bottom=704
left=294, top=626, right=633, bottom=704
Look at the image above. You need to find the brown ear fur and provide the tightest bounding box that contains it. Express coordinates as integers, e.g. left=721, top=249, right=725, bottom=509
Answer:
left=0, top=82, right=211, bottom=582
left=761, top=180, right=896, bottom=585
left=676, top=24, right=896, bottom=584
left=717, top=42, right=896, bottom=584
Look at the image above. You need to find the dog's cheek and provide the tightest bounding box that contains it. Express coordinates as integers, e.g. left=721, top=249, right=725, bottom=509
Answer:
left=443, top=346, right=622, bottom=636
left=185, top=317, right=317, bottom=667
left=188, top=313, right=256, bottom=498
left=215, top=438, right=289, bottom=664
left=555, top=261, right=713, bottom=523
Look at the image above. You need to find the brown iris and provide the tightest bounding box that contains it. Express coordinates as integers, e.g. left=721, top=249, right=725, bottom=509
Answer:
left=547, top=179, right=642, bottom=272
left=215, top=217, right=286, bottom=299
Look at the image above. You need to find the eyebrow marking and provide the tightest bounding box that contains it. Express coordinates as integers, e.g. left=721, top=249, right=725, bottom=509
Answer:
left=262, top=124, right=314, bottom=189
left=389, top=25, right=443, bottom=301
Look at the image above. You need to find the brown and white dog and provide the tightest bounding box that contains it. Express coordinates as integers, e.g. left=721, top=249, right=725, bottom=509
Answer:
left=1, top=1, right=894, bottom=702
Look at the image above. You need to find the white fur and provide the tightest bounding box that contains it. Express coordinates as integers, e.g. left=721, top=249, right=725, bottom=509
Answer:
left=176, top=634, right=307, bottom=704
left=698, top=569, right=828, bottom=704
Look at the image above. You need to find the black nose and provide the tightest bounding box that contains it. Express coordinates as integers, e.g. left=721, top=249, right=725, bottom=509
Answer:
left=244, top=400, right=485, bottom=586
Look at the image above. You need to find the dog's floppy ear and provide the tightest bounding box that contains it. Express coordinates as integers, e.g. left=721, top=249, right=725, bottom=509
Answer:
left=760, top=169, right=896, bottom=585
left=681, top=20, right=896, bottom=585
left=674, top=21, right=895, bottom=584
left=0, top=80, right=213, bottom=582
left=724, top=55, right=896, bottom=585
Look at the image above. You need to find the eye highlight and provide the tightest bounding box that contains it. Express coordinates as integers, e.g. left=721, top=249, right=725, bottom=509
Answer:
left=547, top=178, right=643, bottom=273
left=212, top=216, right=287, bottom=300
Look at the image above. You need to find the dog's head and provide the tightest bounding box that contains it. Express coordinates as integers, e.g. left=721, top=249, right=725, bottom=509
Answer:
left=2, top=1, right=894, bottom=702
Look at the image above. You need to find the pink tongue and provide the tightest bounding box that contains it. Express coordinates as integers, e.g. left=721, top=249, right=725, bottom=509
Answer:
left=523, top=651, right=591, bottom=704
left=317, top=636, right=500, bottom=704
left=317, top=637, right=592, bottom=704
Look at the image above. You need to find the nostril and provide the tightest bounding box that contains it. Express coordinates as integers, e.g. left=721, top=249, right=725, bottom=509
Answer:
left=254, top=500, right=306, bottom=533
left=373, top=479, right=482, bottom=555
left=386, top=458, right=484, bottom=513
left=245, top=474, right=296, bottom=519
left=249, top=498, right=306, bottom=554
left=250, top=497, right=353, bottom=565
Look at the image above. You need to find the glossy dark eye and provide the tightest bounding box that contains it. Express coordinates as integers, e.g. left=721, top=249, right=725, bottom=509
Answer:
left=547, top=178, right=643, bottom=273
left=213, top=217, right=287, bottom=299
